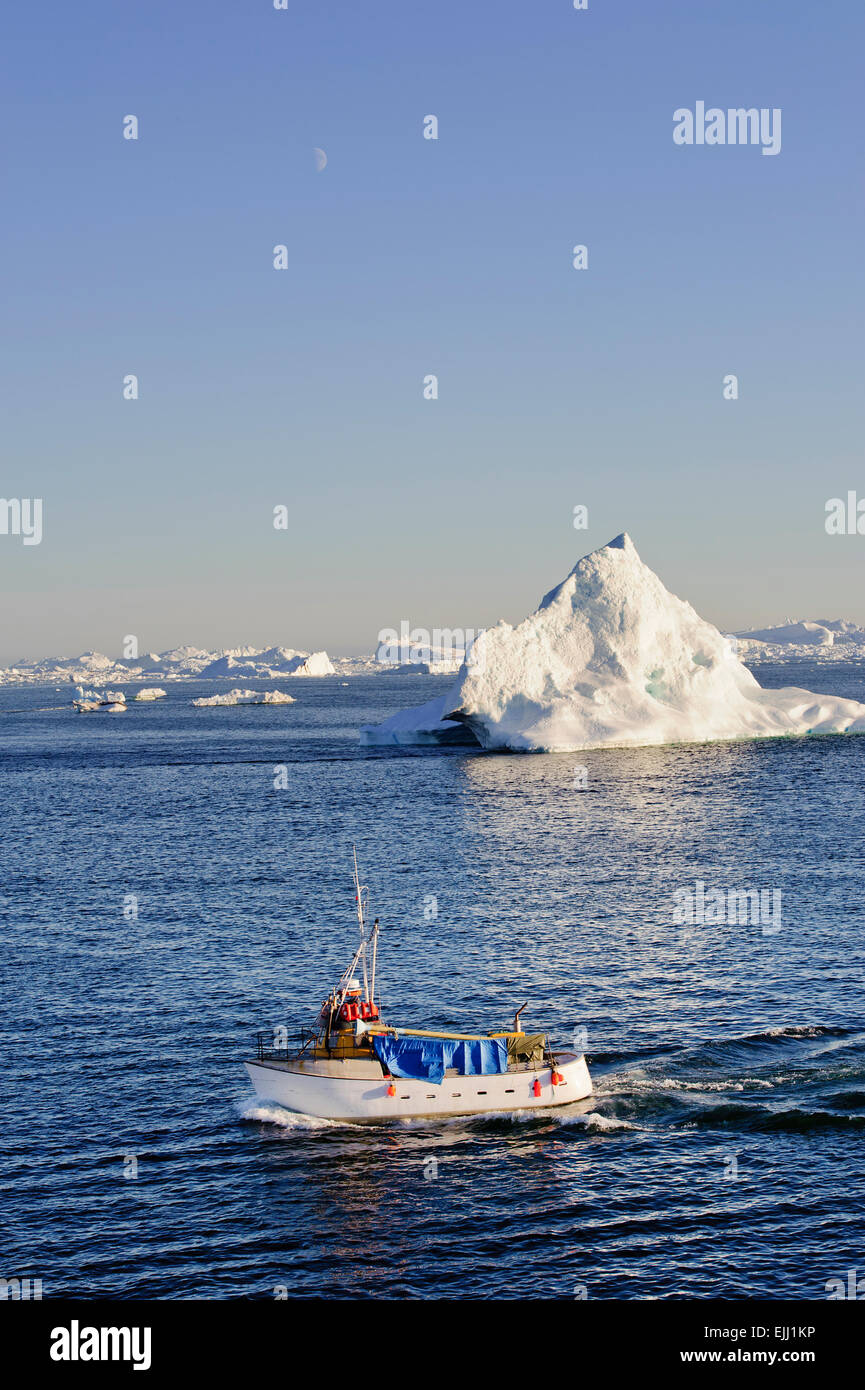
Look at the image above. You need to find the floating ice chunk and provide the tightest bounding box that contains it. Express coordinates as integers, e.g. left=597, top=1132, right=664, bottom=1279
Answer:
left=134, top=687, right=167, bottom=701
left=72, top=686, right=127, bottom=712
left=192, top=688, right=296, bottom=707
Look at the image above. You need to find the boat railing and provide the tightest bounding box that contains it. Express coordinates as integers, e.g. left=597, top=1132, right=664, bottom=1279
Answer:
left=254, top=1026, right=319, bottom=1061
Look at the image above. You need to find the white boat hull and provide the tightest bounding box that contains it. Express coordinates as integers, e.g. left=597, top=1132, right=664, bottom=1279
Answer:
left=245, top=1051, right=592, bottom=1121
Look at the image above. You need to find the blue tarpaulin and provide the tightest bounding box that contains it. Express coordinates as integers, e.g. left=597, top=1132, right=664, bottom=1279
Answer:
left=372, top=1035, right=508, bottom=1086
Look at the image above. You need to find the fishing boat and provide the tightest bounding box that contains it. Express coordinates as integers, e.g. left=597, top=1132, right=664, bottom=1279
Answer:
left=244, top=852, right=592, bottom=1121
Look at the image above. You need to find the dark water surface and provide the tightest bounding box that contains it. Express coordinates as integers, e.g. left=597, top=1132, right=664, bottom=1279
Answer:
left=1, top=666, right=864, bottom=1299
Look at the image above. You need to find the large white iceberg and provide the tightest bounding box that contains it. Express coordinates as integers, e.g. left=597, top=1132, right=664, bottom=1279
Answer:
left=360, top=534, right=865, bottom=752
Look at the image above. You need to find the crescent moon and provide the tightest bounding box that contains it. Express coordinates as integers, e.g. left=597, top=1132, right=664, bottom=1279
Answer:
left=313, top=147, right=327, bottom=172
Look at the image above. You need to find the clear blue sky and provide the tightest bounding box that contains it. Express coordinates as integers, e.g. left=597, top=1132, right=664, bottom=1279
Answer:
left=2, top=0, right=863, bottom=661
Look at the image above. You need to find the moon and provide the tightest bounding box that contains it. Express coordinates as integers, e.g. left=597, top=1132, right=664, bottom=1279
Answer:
left=313, top=147, right=327, bottom=172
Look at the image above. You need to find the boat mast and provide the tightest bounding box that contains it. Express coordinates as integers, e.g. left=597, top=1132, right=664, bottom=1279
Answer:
left=370, top=917, right=379, bottom=1006
left=352, top=846, right=371, bottom=1003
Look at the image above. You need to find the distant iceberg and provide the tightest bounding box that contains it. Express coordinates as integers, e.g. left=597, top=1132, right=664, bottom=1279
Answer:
left=0, top=644, right=336, bottom=686
left=279, top=649, right=334, bottom=677
left=360, top=534, right=865, bottom=752
left=134, top=687, right=167, bottom=701
left=198, top=649, right=334, bottom=679
left=735, top=618, right=865, bottom=658
left=737, top=621, right=836, bottom=647
left=192, top=688, right=297, bottom=707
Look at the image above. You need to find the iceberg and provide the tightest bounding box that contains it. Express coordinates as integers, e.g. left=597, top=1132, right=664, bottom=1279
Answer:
left=197, top=648, right=334, bottom=679
left=737, top=621, right=836, bottom=647
left=72, top=686, right=127, bottom=713
left=737, top=619, right=865, bottom=647
left=287, top=650, right=335, bottom=677
left=192, top=688, right=296, bottom=707
left=0, top=643, right=337, bottom=686
left=735, top=618, right=865, bottom=661
left=134, top=687, right=167, bottom=701
left=360, top=533, right=865, bottom=752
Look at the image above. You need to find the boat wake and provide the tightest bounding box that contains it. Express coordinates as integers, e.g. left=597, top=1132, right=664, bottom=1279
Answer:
left=238, top=1101, right=343, bottom=1131
left=577, top=1023, right=865, bottom=1137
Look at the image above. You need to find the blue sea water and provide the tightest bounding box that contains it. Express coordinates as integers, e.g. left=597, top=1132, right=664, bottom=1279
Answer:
left=1, top=665, right=864, bottom=1300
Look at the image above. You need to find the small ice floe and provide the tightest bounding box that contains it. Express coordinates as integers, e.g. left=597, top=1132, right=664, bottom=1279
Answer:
left=134, top=687, right=167, bottom=701
left=192, top=688, right=296, bottom=707
left=72, top=687, right=127, bottom=713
